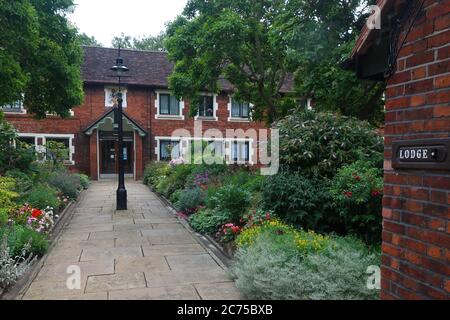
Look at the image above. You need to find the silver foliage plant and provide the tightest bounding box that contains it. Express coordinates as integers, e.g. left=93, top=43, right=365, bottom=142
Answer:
left=0, top=235, right=36, bottom=289
left=230, top=235, right=380, bottom=300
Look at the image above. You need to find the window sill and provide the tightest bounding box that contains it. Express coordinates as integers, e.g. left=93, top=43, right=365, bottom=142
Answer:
left=1, top=109, right=27, bottom=115
left=195, top=116, right=218, bottom=121
left=156, top=115, right=184, bottom=120
left=228, top=117, right=250, bottom=123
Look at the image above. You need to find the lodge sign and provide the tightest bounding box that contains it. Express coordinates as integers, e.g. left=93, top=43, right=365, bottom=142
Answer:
left=392, top=139, right=450, bottom=170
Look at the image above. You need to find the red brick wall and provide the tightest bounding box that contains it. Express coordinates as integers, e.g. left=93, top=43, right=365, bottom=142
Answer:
left=5, top=84, right=267, bottom=179
left=383, top=0, right=449, bottom=300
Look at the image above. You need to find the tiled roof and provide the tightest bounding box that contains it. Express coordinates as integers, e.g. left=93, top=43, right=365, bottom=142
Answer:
left=81, top=46, right=294, bottom=93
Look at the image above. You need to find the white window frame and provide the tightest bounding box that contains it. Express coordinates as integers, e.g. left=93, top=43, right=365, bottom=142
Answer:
left=17, top=133, right=75, bottom=165
left=105, top=86, right=128, bottom=108
left=194, top=93, right=218, bottom=121
left=227, top=96, right=252, bottom=122
left=1, top=99, right=27, bottom=115
left=155, top=90, right=184, bottom=120
left=154, top=136, right=254, bottom=165
left=155, top=137, right=183, bottom=161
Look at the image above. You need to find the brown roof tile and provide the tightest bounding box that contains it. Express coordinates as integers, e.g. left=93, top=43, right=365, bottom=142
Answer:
left=82, top=46, right=294, bottom=93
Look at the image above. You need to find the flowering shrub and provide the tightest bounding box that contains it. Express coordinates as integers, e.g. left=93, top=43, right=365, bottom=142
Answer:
left=217, top=223, right=242, bottom=243
left=189, top=208, right=231, bottom=235
left=236, top=219, right=328, bottom=254
left=329, top=160, right=383, bottom=243
left=241, top=209, right=273, bottom=229
left=8, top=205, right=57, bottom=234
left=169, top=157, right=186, bottom=167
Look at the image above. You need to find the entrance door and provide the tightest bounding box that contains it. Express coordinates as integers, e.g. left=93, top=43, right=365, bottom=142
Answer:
left=100, top=139, right=134, bottom=176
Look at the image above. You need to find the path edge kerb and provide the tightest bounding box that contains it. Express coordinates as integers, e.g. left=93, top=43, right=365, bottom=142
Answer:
left=147, top=185, right=233, bottom=269
left=1, top=188, right=88, bottom=300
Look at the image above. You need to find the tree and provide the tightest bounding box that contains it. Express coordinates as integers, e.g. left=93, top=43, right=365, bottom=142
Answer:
left=112, top=32, right=166, bottom=51
left=78, top=32, right=102, bottom=46
left=165, top=0, right=298, bottom=123
left=285, top=0, right=385, bottom=124
left=0, top=0, right=84, bottom=118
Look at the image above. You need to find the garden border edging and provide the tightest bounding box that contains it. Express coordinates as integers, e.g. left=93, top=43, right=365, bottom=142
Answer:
left=0, top=188, right=88, bottom=300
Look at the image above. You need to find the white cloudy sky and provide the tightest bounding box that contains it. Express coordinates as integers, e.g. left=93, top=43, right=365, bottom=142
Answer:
left=68, top=0, right=188, bottom=47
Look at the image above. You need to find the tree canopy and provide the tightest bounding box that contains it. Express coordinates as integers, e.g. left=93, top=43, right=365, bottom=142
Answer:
left=0, top=0, right=84, bottom=119
left=165, top=0, right=384, bottom=124
left=285, top=0, right=385, bottom=124
left=165, top=0, right=297, bottom=123
left=112, top=32, right=166, bottom=51
left=78, top=32, right=102, bottom=46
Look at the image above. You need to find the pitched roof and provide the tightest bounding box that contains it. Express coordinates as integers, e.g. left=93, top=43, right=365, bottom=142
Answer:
left=81, top=46, right=294, bottom=93
left=351, top=0, right=410, bottom=58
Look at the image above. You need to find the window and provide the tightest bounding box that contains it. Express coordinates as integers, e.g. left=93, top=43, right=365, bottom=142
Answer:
left=160, top=140, right=181, bottom=161
left=231, top=100, right=250, bottom=119
left=105, top=87, right=127, bottom=108
left=198, top=96, right=214, bottom=118
left=45, top=137, right=71, bottom=162
left=232, top=141, right=250, bottom=163
left=206, top=140, right=224, bottom=158
left=159, top=94, right=180, bottom=116
left=1, top=100, right=25, bottom=113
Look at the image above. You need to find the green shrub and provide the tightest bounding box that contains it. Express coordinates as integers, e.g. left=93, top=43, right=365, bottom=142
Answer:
left=261, top=170, right=333, bottom=232
left=207, top=185, right=251, bottom=222
left=189, top=208, right=232, bottom=235
left=231, top=231, right=380, bottom=300
left=5, top=170, right=33, bottom=200
left=0, top=176, right=19, bottom=209
left=223, top=170, right=266, bottom=193
left=329, top=161, right=383, bottom=243
left=143, top=162, right=168, bottom=186
left=47, top=170, right=81, bottom=199
left=0, top=225, right=48, bottom=258
left=27, top=185, right=59, bottom=210
left=175, top=187, right=205, bottom=214
left=159, top=164, right=196, bottom=197
left=169, top=189, right=183, bottom=204
left=277, top=110, right=383, bottom=177
left=0, top=209, right=8, bottom=226
left=78, top=174, right=90, bottom=189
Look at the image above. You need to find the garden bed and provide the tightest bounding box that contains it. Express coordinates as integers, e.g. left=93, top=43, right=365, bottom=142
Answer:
left=0, top=189, right=85, bottom=300
left=142, top=111, right=384, bottom=300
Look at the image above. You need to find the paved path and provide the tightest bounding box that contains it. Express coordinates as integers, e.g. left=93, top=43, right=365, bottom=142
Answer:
left=21, top=181, right=242, bottom=300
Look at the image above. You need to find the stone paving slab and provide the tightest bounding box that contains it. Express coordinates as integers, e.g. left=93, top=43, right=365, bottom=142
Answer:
left=108, top=286, right=201, bottom=300
left=21, top=180, right=240, bottom=300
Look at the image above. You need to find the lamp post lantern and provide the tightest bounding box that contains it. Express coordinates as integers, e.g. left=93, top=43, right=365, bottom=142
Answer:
left=111, top=46, right=129, bottom=210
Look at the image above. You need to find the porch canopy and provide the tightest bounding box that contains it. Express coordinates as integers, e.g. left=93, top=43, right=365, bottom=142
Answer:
left=83, top=109, right=147, bottom=137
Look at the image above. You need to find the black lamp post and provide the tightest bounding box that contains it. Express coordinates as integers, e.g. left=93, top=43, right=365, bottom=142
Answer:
left=111, top=47, right=129, bottom=210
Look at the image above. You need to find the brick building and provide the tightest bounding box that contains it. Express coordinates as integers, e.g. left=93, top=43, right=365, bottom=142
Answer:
left=349, top=0, right=449, bottom=299
left=2, top=46, right=293, bottom=180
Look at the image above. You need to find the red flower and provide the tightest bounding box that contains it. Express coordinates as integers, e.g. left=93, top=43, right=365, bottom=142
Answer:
left=32, top=209, right=42, bottom=218
left=354, top=175, right=361, bottom=181
left=371, top=190, right=382, bottom=197
left=343, top=191, right=353, bottom=198
left=265, top=212, right=271, bottom=220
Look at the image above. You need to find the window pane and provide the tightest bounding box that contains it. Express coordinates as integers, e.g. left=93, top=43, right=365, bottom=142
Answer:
left=245, top=142, right=250, bottom=162
left=205, top=96, right=214, bottom=117
left=46, top=138, right=70, bottom=160
left=160, top=140, right=180, bottom=160
left=170, top=95, right=179, bottom=115
left=231, top=100, right=241, bottom=117
left=160, top=94, right=169, bottom=114
left=242, top=103, right=249, bottom=118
